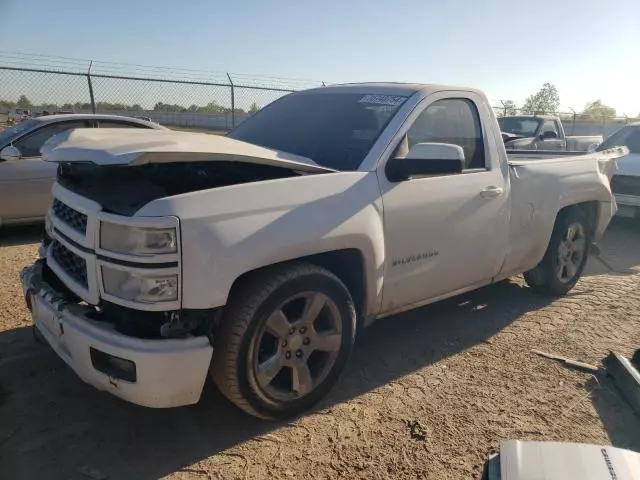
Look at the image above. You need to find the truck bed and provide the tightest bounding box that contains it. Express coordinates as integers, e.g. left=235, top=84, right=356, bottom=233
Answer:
left=506, top=150, right=589, bottom=161
left=507, top=148, right=626, bottom=182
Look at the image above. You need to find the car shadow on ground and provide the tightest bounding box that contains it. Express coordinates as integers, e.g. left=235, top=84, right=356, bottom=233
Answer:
left=584, top=218, right=640, bottom=277
left=589, top=375, right=640, bottom=451
left=0, top=224, right=43, bottom=247
left=0, top=280, right=555, bottom=479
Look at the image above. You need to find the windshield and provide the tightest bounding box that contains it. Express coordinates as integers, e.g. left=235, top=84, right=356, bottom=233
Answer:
left=597, top=125, right=640, bottom=154
left=227, top=92, right=406, bottom=171
left=498, top=117, right=542, bottom=137
left=0, top=119, right=38, bottom=147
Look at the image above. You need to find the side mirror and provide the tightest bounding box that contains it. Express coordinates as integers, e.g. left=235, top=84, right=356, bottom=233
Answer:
left=0, top=145, right=22, bottom=162
left=386, top=142, right=465, bottom=182
left=540, top=131, right=558, bottom=140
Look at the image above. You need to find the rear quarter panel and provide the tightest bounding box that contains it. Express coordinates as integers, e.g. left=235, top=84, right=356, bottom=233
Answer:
left=501, top=157, right=614, bottom=276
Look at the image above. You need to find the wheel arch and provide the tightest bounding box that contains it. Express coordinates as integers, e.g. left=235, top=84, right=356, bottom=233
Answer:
left=528, top=200, right=599, bottom=270
left=226, top=249, right=370, bottom=330
left=556, top=200, right=599, bottom=238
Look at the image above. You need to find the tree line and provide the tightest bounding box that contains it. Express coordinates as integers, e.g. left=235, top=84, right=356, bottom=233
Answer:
left=0, top=95, right=261, bottom=115
left=500, top=83, right=632, bottom=119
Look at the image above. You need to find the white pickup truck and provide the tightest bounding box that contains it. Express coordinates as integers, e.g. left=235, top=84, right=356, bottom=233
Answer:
left=21, top=83, right=622, bottom=419
left=499, top=115, right=602, bottom=152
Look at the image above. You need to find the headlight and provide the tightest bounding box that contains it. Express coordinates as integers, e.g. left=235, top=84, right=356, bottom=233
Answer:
left=100, top=222, right=177, bottom=255
left=102, top=266, right=178, bottom=303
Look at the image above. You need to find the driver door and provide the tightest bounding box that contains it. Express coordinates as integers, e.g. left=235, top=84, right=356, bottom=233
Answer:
left=377, top=93, right=510, bottom=314
left=535, top=120, right=563, bottom=150
left=0, top=120, right=92, bottom=224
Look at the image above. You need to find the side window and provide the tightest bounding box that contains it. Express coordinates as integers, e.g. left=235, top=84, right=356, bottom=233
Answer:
left=14, top=121, right=91, bottom=157
left=541, top=120, right=558, bottom=136
left=407, top=98, right=485, bottom=169
left=97, top=121, right=148, bottom=129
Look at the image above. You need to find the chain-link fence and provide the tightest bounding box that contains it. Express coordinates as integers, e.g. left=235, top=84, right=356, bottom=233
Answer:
left=0, top=64, right=318, bottom=131
left=2, top=58, right=637, bottom=138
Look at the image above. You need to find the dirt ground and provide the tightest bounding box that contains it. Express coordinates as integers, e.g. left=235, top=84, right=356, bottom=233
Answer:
left=1, top=220, right=639, bottom=479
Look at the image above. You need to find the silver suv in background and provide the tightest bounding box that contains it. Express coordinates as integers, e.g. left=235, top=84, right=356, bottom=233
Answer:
left=0, top=114, right=165, bottom=227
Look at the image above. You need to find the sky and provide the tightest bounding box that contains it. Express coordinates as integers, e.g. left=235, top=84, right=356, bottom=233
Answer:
left=1, top=0, right=639, bottom=114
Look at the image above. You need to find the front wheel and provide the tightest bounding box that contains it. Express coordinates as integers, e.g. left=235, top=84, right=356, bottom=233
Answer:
left=524, top=209, right=590, bottom=296
left=211, top=263, right=356, bottom=419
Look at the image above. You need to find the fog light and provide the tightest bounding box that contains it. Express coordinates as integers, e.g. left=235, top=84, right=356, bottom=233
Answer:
left=101, top=266, right=178, bottom=303
left=90, top=348, right=137, bottom=382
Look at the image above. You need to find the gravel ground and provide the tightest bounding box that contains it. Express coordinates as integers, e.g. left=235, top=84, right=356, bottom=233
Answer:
left=1, top=220, right=639, bottom=479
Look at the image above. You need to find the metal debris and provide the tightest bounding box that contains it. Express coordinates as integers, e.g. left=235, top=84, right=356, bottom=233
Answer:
left=604, top=351, right=640, bottom=417
left=531, top=349, right=600, bottom=374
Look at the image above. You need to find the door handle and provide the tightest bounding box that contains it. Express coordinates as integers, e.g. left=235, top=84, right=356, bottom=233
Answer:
left=480, top=186, right=504, bottom=198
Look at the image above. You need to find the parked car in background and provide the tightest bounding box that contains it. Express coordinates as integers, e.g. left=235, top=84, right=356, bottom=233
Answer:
left=21, top=83, right=622, bottom=420
left=7, top=107, right=31, bottom=125
left=596, top=122, right=640, bottom=219
left=132, top=115, right=156, bottom=123
left=499, top=115, right=602, bottom=152
left=0, top=114, right=165, bottom=227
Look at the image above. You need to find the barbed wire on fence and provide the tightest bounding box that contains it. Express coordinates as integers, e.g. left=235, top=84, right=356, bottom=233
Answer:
left=0, top=51, right=322, bottom=90
left=0, top=52, right=329, bottom=130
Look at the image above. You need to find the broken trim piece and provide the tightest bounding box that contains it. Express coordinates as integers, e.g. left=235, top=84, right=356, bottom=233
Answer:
left=604, top=351, right=640, bottom=417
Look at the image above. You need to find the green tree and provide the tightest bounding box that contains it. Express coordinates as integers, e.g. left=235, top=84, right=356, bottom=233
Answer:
left=201, top=101, right=224, bottom=113
left=40, top=103, right=60, bottom=112
left=521, top=83, right=560, bottom=115
left=16, top=95, right=33, bottom=108
left=501, top=100, right=517, bottom=116
left=153, top=102, right=186, bottom=112
left=582, top=100, right=616, bottom=119
left=248, top=102, right=260, bottom=114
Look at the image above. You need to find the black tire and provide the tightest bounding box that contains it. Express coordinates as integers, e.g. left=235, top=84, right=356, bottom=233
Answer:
left=211, top=262, right=356, bottom=419
left=524, top=208, right=591, bottom=296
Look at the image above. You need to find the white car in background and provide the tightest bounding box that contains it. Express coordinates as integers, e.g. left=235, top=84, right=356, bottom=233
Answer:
left=0, top=114, right=165, bottom=227
left=596, top=122, right=640, bottom=219
left=7, top=107, right=31, bottom=125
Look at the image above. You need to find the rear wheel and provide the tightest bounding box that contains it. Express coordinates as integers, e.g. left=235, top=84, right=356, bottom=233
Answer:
left=211, top=263, right=356, bottom=419
left=524, top=209, right=590, bottom=296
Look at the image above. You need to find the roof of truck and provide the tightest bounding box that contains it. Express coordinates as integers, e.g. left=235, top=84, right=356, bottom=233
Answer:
left=295, top=82, right=484, bottom=97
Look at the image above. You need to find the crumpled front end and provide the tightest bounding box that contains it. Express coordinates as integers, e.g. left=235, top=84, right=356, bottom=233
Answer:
left=21, top=183, right=215, bottom=408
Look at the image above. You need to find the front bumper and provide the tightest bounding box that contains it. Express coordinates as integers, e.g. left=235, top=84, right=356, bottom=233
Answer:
left=21, top=261, right=213, bottom=408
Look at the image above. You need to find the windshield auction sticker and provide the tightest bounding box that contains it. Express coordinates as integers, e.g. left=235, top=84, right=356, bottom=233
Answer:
left=359, top=94, right=406, bottom=106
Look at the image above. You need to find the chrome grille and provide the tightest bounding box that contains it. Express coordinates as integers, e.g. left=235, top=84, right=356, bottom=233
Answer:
left=52, top=199, right=87, bottom=234
left=51, top=240, right=88, bottom=287
left=611, top=175, right=640, bottom=196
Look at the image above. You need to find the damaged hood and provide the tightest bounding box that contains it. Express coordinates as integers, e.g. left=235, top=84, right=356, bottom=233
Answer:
left=41, top=128, right=335, bottom=174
